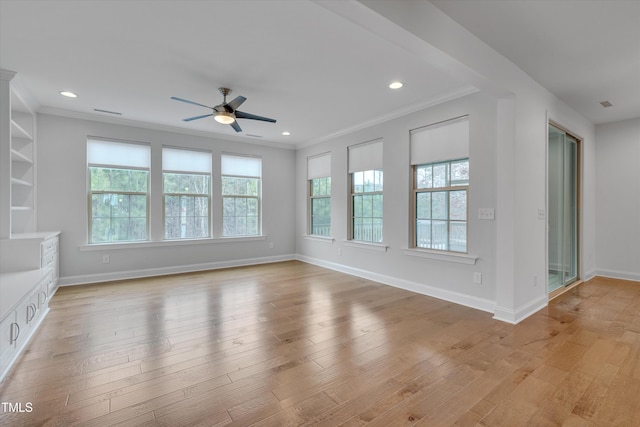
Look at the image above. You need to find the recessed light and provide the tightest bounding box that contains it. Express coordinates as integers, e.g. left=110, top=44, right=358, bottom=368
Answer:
left=282, top=131, right=291, bottom=136
left=60, top=91, right=78, bottom=98
left=389, top=81, right=403, bottom=89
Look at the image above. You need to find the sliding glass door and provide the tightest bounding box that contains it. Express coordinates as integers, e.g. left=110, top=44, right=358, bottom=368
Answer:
left=548, top=124, right=579, bottom=294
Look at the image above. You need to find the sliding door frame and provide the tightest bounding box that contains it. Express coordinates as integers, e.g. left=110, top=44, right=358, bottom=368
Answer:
left=547, top=120, right=582, bottom=299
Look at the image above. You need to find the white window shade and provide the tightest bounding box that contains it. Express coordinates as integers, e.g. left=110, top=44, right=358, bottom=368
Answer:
left=348, top=139, right=383, bottom=173
left=163, top=147, right=212, bottom=173
left=87, top=139, right=150, bottom=168
left=221, top=154, right=262, bottom=177
left=410, top=116, right=469, bottom=165
left=307, top=152, right=331, bottom=179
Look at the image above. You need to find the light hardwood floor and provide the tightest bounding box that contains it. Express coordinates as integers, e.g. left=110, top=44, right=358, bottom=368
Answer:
left=1, top=261, right=639, bottom=426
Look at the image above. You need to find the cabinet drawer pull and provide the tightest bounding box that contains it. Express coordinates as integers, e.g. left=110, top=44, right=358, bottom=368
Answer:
left=10, top=323, right=20, bottom=344
left=27, top=303, right=37, bottom=322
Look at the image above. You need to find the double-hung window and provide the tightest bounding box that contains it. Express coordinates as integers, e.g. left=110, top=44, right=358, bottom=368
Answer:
left=163, top=147, right=212, bottom=240
left=221, top=154, right=261, bottom=236
left=87, top=139, right=150, bottom=243
left=410, top=116, right=469, bottom=253
left=308, top=153, right=331, bottom=237
left=348, top=140, right=383, bottom=243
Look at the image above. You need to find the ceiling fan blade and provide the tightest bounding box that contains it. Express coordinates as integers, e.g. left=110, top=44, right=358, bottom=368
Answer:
left=230, top=121, right=242, bottom=132
left=170, top=96, right=213, bottom=109
left=235, top=110, right=276, bottom=123
left=225, top=96, right=247, bottom=112
left=183, top=113, right=213, bottom=122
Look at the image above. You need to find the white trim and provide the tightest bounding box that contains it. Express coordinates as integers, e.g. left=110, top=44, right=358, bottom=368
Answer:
left=595, top=269, right=640, bottom=283
left=298, top=86, right=479, bottom=149
left=343, top=240, right=388, bottom=252
left=493, top=294, right=548, bottom=324
left=583, top=269, right=597, bottom=282
left=79, top=235, right=266, bottom=251
left=296, top=255, right=495, bottom=314
left=303, top=235, right=335, bottom=244
left=59, top=254, right=295, bottom=286
left=403, top=248, right=477, bottom=265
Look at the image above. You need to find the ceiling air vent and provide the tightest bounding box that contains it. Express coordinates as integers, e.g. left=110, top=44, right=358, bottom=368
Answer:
left=599, top=101, right=613, bottom=108
left=94, top=108, right=122, bottom=115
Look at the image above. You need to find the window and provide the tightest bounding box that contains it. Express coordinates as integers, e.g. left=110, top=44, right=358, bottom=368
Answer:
left=88, top=139, right=150, bottom=243
left=410, top=116, right=469, bottom=253
left=163, top=147, right=212, bottom=240
left=414, top=159, right=469, bottom=252
left=348, top=140, right=383, bottom=243
left=221, top=154, right=261, bottom=236
left=307, top=153, right=331, bottom=236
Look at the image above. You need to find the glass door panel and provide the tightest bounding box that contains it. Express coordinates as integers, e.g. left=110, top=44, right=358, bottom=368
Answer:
left=548, top=124, right=579, bottom=294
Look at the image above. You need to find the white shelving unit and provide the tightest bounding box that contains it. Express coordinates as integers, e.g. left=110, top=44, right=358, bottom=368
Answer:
left=0, top=70, right=60, bottom=382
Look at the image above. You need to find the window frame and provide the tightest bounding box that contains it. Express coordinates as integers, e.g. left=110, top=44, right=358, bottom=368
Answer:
left=349, top=169, right=383, bottom=243
left=88, top=164, right=150, bottom=244
left=162, top=147, right=212, bottom=241
left=221, top=154, right=262, bottom=237
left=87, top=139, right=151, bottom=244
left=162, top=171, right=212, bottom=240
left=411, top=158, right=469, bottom=253
left=308, top=176, right=331, bottom=237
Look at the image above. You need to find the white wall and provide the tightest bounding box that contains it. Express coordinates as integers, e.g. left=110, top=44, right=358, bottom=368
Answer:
left=595, top=118, right=640, bottom=281
left=297, top=92, right=498, bottom=313
left=36, top=113, right=296, bottom=284
left=301, top=0, right=599, bottom=322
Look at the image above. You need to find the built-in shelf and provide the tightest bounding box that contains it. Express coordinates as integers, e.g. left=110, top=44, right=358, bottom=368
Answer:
left=10, top=119, right=33, bottom=141
left=10, top=148, right=32, bottom=163
left=11, top=177, right=33, bottom=187
left=2, top=70, right=37, bottom=237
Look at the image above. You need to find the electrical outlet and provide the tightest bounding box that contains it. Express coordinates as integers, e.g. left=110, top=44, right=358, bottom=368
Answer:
left=102, top=255, right=110, bottom=264
left=473, top=272, right=482, bottom=284
left=478, top=208, right=495, bottom=220
left=537, top=208, right=546, bottom=220
left=268, top=242, right=274, bottom=249
left=533, top=275, right=538, bottom=287
left=337, top=248, right=342, bottom=256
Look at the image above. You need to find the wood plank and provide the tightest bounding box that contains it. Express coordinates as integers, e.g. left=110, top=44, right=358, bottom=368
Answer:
left=0, top=261, right=639, bottom=426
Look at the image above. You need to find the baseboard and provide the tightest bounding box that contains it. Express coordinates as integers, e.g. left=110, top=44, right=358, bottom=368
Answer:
left=583, top=269, right=597, bottom=282
left=595, top=269, right=640, bottom=283
left=59, top=254, right=296, bottom=286
left=296, top=254, right=496, bottom=315
left=493, top=294, right=548, bottom=324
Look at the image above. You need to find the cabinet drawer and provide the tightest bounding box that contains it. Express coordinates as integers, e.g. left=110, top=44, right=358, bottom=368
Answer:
left=41, top=236, right=58, bottom=256
left=40, top=236, right=59, bottom=267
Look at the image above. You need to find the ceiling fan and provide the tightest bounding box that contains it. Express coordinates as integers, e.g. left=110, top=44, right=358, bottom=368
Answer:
left=170, top=87, right=276, bottom=132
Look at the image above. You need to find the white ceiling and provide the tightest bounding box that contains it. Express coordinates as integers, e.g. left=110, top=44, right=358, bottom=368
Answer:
left=1, top=1, right=638, bottom=148
left=430, top=0, right=640, bottom=125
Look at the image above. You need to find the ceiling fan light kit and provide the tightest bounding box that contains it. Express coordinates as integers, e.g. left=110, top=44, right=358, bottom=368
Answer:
left=170, top=87, right=276, bottom=133
left=214, top=111, right=235, bottom=124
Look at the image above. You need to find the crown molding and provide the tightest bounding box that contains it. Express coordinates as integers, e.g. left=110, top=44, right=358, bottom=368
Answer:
left=37, top=106, right=297, bottom=151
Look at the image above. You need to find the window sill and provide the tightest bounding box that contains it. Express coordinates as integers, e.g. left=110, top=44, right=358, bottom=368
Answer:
left=303, top=235, right=335, bottom=244
left=343, top=240, right=388, bottom=252
left=79, top=235, right=267, bottom=251
left=403, top=248, right=477, bottom=265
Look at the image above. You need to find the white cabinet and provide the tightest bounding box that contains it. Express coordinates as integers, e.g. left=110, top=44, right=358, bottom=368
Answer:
left=0, top=269, right=53, bottom=381
left=0, top=233, right=60, bottom=381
